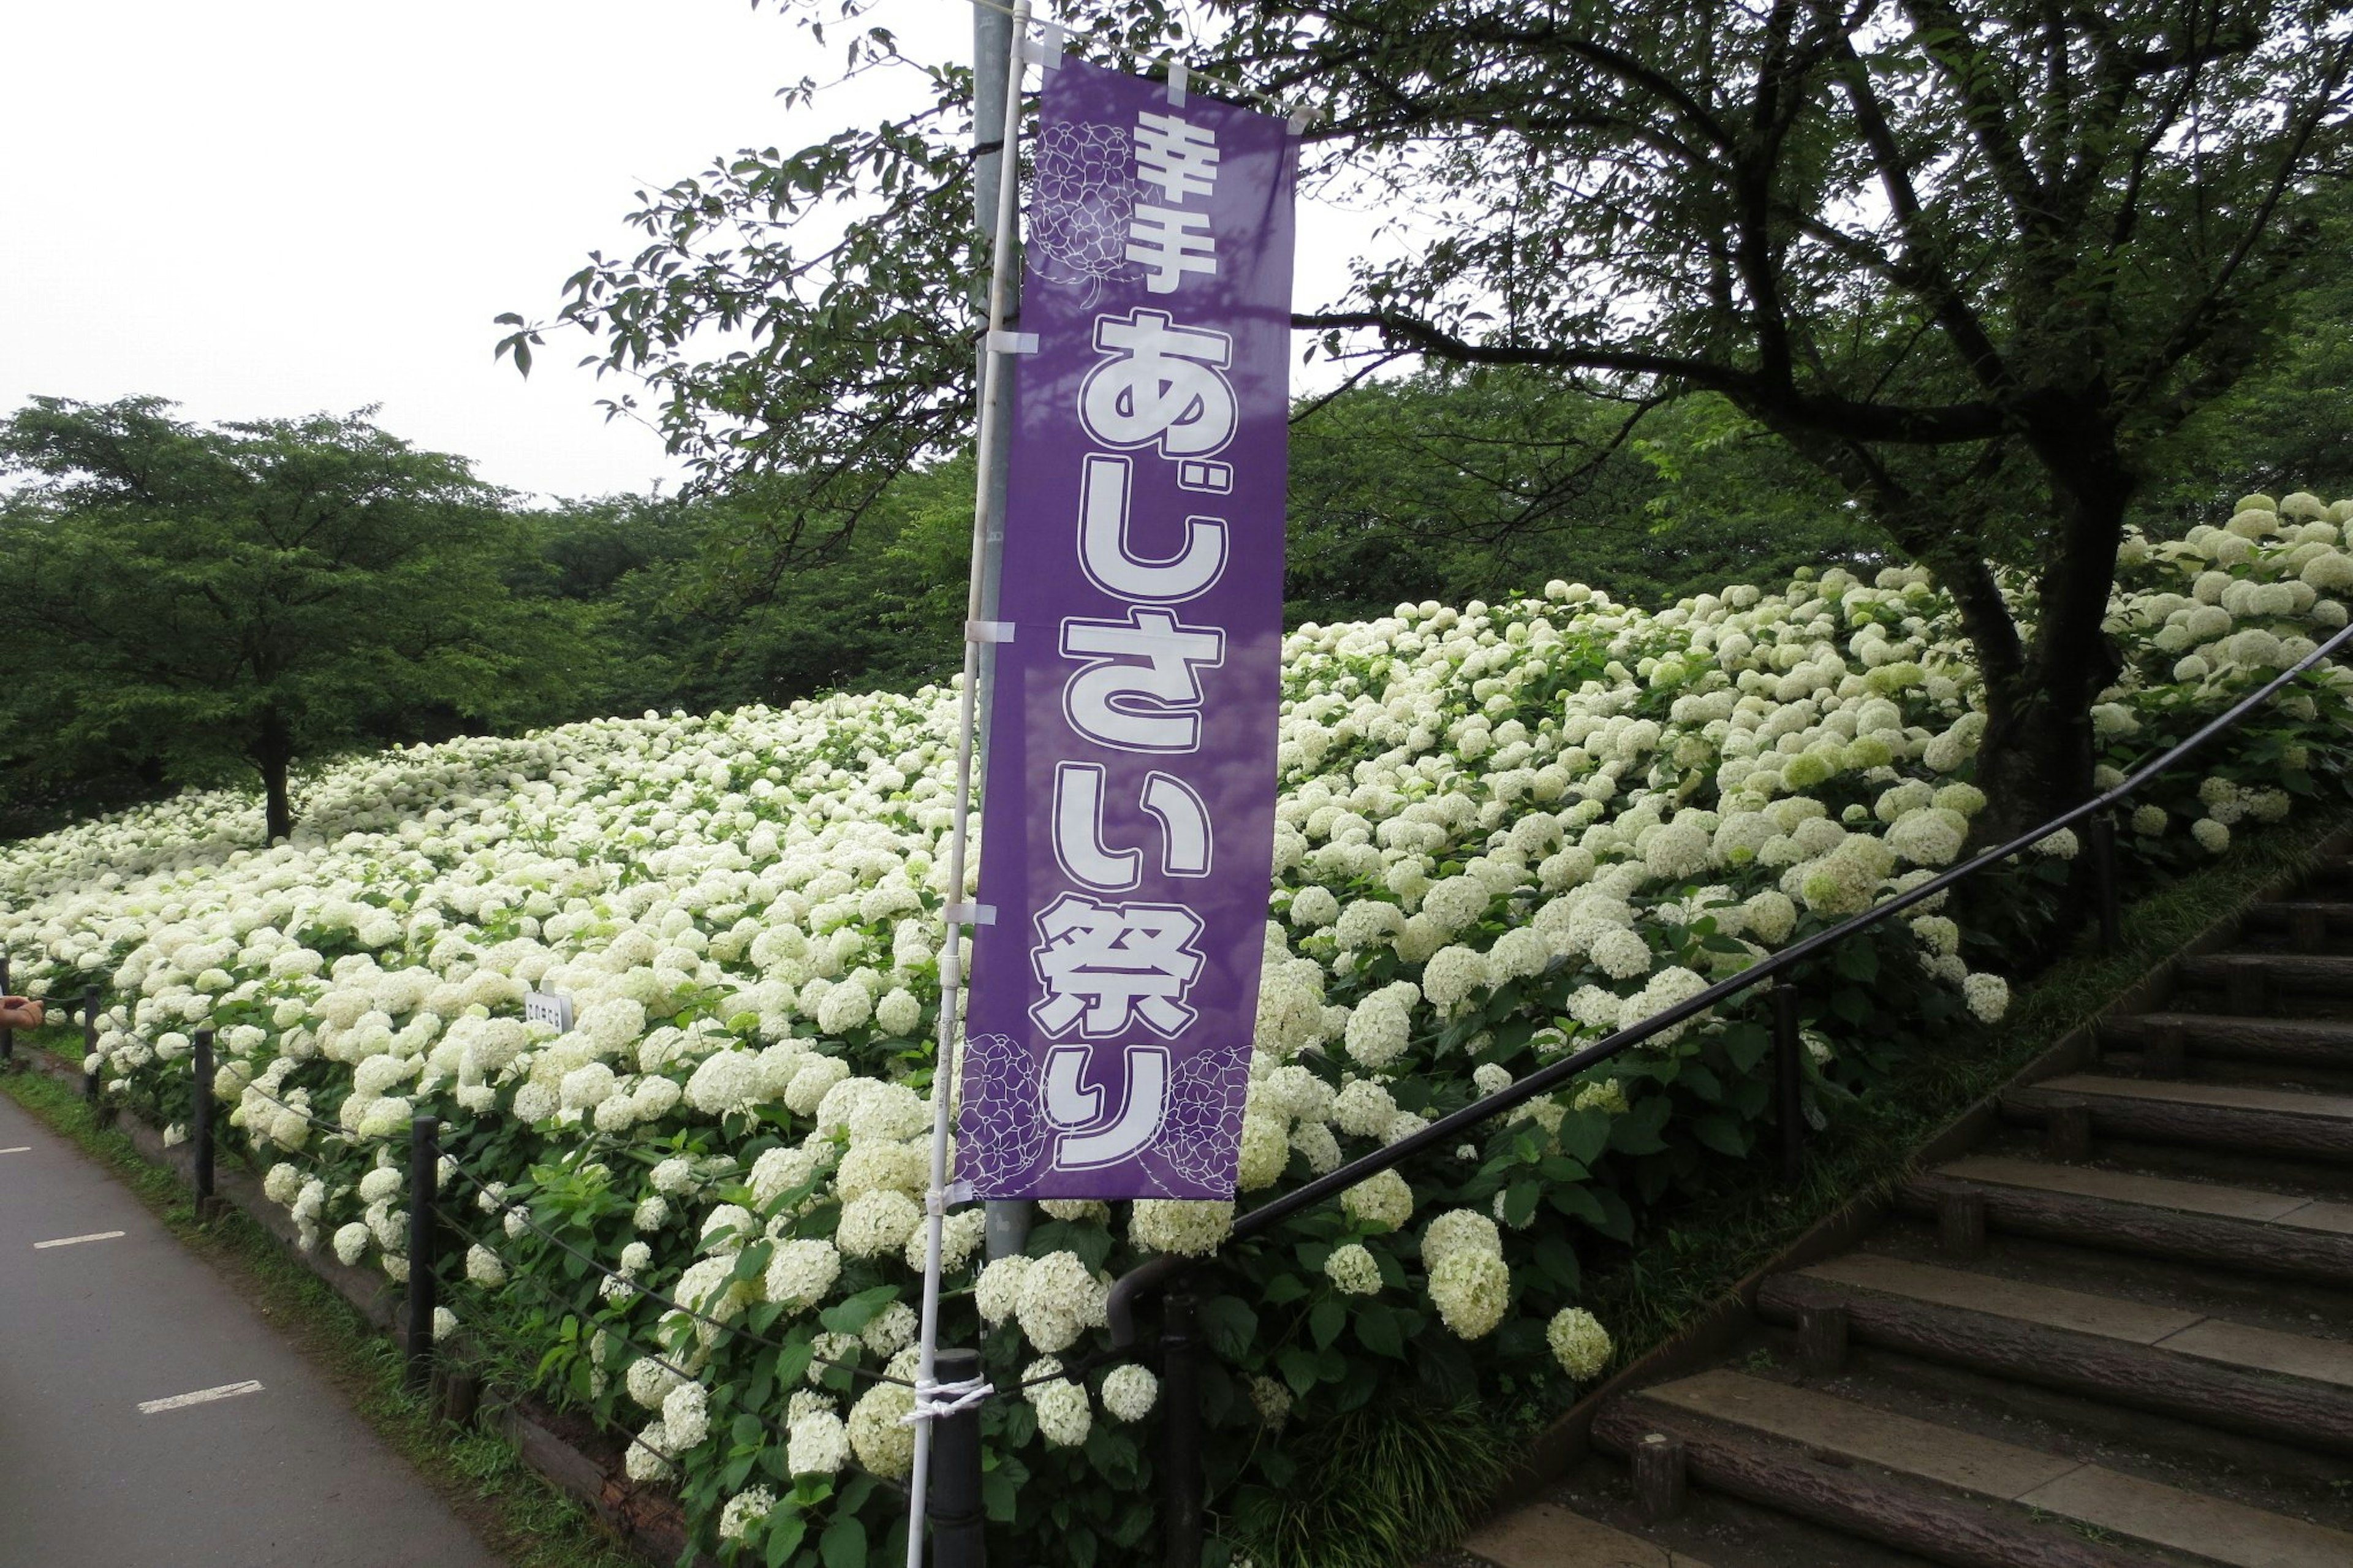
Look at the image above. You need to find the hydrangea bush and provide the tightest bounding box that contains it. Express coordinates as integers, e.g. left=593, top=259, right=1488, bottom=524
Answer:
left=5, top=491, right=2351, bottom=1566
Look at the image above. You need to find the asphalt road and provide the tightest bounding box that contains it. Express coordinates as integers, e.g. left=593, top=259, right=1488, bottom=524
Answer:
left=0, top=1091, right=506, bottom=1568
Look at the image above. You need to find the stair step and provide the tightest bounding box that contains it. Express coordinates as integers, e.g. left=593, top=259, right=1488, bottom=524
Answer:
left=1758, top=1254, right=2353, bottom=1454
left=1901, top=1155, right=2353, bottom=1283
left=2005, top=1074, right=2353, bottom=1161
left=2243, top=901, right=2353, bottom=928
left=2178, top=952, right=2353, bottom=995
left=2102, top=1012, right=2353, bottom=1068
left=1460, top=1501, right=1716, bottom=1567
left=1597, top=1369, right=2353, bottom=1568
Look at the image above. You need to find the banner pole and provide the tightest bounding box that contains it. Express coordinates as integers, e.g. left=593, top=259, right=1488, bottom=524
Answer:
left=974, top=0, right=1033, bottom=1272
left=907, top=3, right=1031, bottom=1562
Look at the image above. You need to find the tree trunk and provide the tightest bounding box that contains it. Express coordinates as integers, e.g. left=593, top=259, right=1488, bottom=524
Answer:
left=1971, top=479, right=2129, bottom=848
left=256, top=707, right=294, bottom=844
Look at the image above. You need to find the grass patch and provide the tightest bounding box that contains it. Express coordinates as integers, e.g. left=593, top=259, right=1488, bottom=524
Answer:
left=1579, top=806, right=2350, bottom=1366
left=0, top=1056, right=638, bottom=1568
left=1238, top=1399, right=1516, bottom=1568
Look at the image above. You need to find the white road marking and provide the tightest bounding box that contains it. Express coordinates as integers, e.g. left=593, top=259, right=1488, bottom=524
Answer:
left=34, top=1230, right=126, bottom=1249
left=138, top=1380, right=265, bottom=1414
left=0, top=1146, right=30, bottom=1154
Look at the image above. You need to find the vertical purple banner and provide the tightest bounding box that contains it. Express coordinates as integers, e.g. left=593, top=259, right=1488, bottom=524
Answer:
left=957, top=58, right=1297, bottom=1199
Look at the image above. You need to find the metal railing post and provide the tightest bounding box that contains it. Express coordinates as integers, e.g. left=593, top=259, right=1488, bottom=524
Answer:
left=405, top=1115, right=440, bottom=1388
left=926, top=1347, right=987, bottom=1568
left=1161, top=1291, right=1204, bottom=1568
left=191, top=1028, right=215, bottom=1212
left=1, top=952, right=13, bottom=1069
left=1771, top=981, right=1803, bottom=1184
left=80, top=987, right=100, bottom=1103
left=2088, top=810, right=2121, bottom=952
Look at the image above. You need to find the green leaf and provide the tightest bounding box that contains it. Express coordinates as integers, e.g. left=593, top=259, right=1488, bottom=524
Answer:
left=818, top=1283, right=900, bottom=1334
left=1197, top=1295, right=1259, bottom=1362
left=1533, top=1233, right=1582, bottom=1291
left=1546, top=1183, right=1607, bottom=1226
left=1692, top=1112, right=1749, bottom=1157
left=1503, top=1180, right=1540, bottom=1228
left=1310, top=1297, right=1347, bottom=1350
left=1553, top=1107, right=1612, bottom=1164
left=1833, top=941, right=1879, bottom=982
left=764, top=1516, right=806, bottom=1568
left=1262, top=1271, right=1311, bottom=1306
left=1354, top=1302, right=1405, bottom=1358
left=1607, top=1094, right=1671, bottom=1155
left=820, top=1515, right=867, bottom=1568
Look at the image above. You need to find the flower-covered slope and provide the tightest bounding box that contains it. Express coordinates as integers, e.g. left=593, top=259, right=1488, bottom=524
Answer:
left=4, top=490, right=2350, bottom=1565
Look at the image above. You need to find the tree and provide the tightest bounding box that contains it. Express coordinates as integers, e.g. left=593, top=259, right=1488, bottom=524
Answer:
left=1286, top=369, right=1882, bottom=618
left=0, top=398, right=593, bottom=840
left=506, top=0, right=2352, bottom=842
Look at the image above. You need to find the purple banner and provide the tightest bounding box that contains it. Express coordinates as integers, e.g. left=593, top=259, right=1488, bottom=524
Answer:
left=957, top=58, right=1297, bottom=1199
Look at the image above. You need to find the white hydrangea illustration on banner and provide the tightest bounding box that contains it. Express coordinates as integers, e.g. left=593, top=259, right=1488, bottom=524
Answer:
left=1029, top=120, right=1137, bottom=300
left=955, top=1031, right=1048, bottom=1192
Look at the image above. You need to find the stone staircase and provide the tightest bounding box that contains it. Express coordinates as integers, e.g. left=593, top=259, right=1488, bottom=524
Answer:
left=1458, top=864, right=2353, bottom=1568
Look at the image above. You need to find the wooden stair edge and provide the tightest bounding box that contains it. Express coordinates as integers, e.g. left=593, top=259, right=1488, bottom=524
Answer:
left=2001, top=1078, right=2353, bottom=1162
left=1589, top=1400, right=2148, bottom=1568
left=1754, top=1270, right=2353, bottom=1456
left=1898, top=1169, right=2353, bottom=1283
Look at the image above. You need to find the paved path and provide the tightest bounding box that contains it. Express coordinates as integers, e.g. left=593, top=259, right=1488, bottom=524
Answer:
left=0, top=1091, right=505, bottom=1568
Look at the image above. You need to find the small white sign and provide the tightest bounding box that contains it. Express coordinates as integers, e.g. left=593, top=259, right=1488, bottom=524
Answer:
left=524, top=991, right=574, bottom=1033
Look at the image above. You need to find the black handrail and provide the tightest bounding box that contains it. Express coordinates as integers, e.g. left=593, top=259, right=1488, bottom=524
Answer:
left=1110, top=616, right=2353, bottom=1346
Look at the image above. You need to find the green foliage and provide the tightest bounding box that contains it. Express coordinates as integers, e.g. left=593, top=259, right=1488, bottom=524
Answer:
left=1229, top=1399, right=1515, bottom=1568
left=1286, top=371, right=1881, bottom=620
left=513, top=0, right=2353, bottom=836
left=0, top=397, right=597, bottom=838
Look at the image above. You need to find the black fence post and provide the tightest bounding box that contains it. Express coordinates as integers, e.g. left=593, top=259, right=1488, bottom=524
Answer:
left=1, top=951, right=13, bottom=1069
left=80, top=987, right=100, bottom=1104
left=1161, top=1292, right=1204, bottom=1568
left=405, top=1115, right=440, bottom=1388
left=926, top=1347, right=987, bottom=1568
left=1771, top=981, right=1804, bottom=1184
left=2088, top=811, right=2121, bottom=952
left=191, top=1028, right=215, bottom=1214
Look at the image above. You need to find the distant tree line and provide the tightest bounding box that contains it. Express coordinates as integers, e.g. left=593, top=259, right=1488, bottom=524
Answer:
left=4, top=286, right=2346, bottom=841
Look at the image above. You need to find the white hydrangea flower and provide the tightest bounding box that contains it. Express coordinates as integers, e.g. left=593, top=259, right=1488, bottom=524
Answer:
left=1129, top=1199, right=1235, bottom=1257
left=1023, top=1358, right=1093, bottom=1447
left=1014, top=1251, right=1108, bottom=1354
left=1427, top=1249, right=1510, bottom=1339
left=1963, top=972, right=2010, bottom=1023
left=1548, top=1307, right=1613, bottom=1380
left=717, top=1487, right=776, bottom=1542
left=1101, top=1363, right=1159, bottom=1422
left=763, top=1238, right=841, bottom=1310
left=786, top=1409, right=848, bottom=1477
left=1340, top=1168, right=1413, bottom=1232
left=1324, top=1242, right=1382, bottom=1295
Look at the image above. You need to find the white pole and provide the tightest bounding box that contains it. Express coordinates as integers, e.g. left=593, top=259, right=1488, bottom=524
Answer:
left=906, top=2, right=1029, bottom=1561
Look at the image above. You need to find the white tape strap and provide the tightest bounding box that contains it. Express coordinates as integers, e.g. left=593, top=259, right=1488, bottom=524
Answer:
left=943, top=901, right=997, bottom=927
left=985, top=329, right=1039, bottom=355
left=1164, top=59, right=1188, bottom=107
left=1287, top=105, right=1319, bottom=135
left=945, top=1178, right=976, bottom=1205
left=900, top=1374, right=995, bottom=1425
left=1026, top=21, right=1067, bottom=67
left=963, top=618, right=1016, bottom=644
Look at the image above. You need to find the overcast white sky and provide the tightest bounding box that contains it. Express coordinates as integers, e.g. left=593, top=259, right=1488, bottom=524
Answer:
left=0, top=1, right=1376, bottom=505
